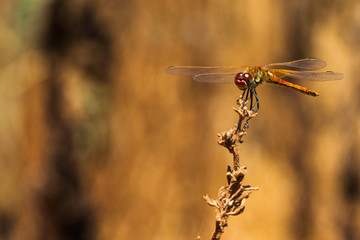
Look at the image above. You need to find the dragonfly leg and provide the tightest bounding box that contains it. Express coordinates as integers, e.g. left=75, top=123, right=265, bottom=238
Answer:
left=252, top=89, right=260, bottom=112
left=249, top=90, right=254, bottom=111
left=245, top=88, right=250, bottom=100
left=242, top=89, right=258, bottom=130
left=241, top=88, right=250, bottom=101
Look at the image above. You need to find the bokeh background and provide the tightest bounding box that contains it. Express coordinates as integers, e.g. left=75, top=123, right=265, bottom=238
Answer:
left=0, top=0, right=359, bottom=239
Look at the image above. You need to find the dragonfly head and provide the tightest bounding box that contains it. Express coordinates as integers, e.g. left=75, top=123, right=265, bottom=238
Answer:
left=234, top=72, right=253, bottom=90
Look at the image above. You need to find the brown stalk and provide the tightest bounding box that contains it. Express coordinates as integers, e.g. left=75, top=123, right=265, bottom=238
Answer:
left=200, top=97, right=259, bottom=240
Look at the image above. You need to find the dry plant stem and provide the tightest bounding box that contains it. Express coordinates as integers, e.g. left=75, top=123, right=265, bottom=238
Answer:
left=203, top=98, right=258, bottom=240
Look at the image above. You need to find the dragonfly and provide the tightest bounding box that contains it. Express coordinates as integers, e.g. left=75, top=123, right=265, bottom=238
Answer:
left=166, top=58, right=344, bottom=112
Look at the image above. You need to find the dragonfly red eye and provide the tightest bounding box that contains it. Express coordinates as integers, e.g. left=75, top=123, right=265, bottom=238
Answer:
left=235, top=72, right=252, bottom=82
left=235, top=72, right=243, bottom=79
left=235, top=72, right=243, bottom=84
left=243, top=73, right=252, bottom=81
left=234, top=72, right=247, bottom=90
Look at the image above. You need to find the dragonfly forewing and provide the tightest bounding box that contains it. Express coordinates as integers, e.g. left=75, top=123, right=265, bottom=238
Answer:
left=265, top=58, right=326, bottom=71
left=193, top=73, right=237, bottom=83
left=166, top=66, right=246, bottom=76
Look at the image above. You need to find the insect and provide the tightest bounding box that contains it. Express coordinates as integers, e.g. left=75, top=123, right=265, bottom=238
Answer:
left=165, top=58, right=344, bottom=112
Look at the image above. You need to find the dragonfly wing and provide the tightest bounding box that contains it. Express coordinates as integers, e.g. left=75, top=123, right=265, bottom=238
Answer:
left=269, top=69, right=344, bottom=81
left=265, top=58, right=326, bottom=71
left=287, top=71, right=343, bottom=82
left=165, top=66, right=246, bottom=76
left=193, top=73, right=237, bottom=83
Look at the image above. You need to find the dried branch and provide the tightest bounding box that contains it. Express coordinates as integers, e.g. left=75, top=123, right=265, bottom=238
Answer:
left=203, top=97, right=259, bottom=240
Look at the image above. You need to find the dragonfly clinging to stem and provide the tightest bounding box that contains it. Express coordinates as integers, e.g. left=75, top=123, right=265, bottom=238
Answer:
left=165, top=58, right=344, bottom=112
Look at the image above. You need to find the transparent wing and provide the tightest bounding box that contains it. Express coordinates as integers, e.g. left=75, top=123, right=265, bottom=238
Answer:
left=265, top=58, right=327, bottom=71
left=193, top=73, right=237, bottom=83
left=165, top=66, right=246, bottom=76
left=270, top=69, right=344, bottom=81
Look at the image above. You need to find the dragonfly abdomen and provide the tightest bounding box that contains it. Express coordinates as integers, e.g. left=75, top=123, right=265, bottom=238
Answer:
left=267, top=74, right=319, bottom=96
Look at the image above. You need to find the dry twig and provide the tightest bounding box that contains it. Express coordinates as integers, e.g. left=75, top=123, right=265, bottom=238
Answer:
left=202, top=97, right=259, bottom=240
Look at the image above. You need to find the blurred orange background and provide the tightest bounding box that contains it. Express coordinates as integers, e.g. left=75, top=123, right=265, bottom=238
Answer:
left=0, top=0, right=359, bottom=239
